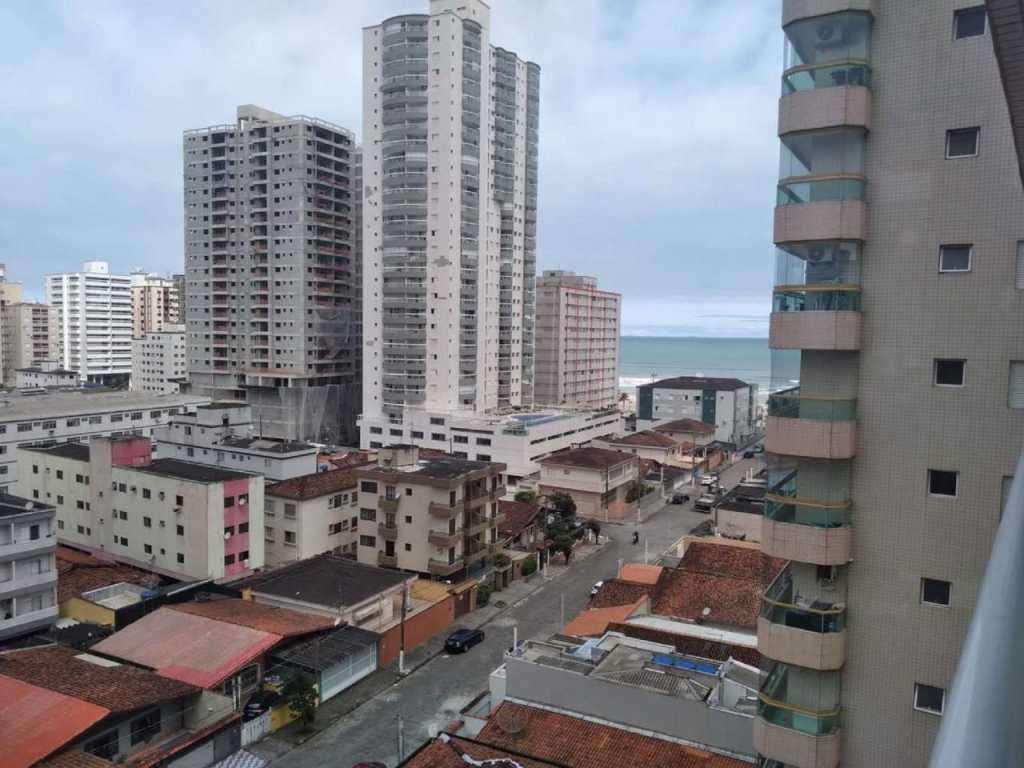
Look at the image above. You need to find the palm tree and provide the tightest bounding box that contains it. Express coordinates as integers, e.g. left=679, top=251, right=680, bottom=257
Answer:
left=618, top=392, right=630, bottom=412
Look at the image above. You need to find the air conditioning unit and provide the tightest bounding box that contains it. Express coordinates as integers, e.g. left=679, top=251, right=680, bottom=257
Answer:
left=159, top=520, right=166, bottom=528
left=242, top=559, right=249, bottom=568
left=224, top=531, right=232, bottom=539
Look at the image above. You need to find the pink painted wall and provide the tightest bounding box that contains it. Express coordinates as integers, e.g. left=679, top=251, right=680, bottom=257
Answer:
left=110, top=437, right=152, bottom=467
left=222, top=478, right=252, bottom=576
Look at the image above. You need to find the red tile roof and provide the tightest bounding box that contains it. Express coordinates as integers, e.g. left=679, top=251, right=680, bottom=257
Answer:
left=0, top=645, right=197, bottom=714
left=538, top=446, right=636, bottom=470
left=498, top=499, right=541, bottom=538
left=93, top=607, right=281, bottom=688
left=57, top=550, right=157, bottom=604
left=562, top=600, right=644, bottom=638
left=0, top=675, right=110, bottom=768
left=169, top=598, right=332, bottom=638
left=478, top=703, right=750, bottom=768
left=266, top=468, right=356, bottom=500
left=327, top=450, right=375, bottom=470
left=36, top=751, right=115, bottom=768
left=404, top=735, right=558, bottom=768
left=605, top=431, right=679, bottom=449
left=619, top=563, right=663, bottom=585
left=654, top=418, right=715, bottom=435
left=605, top=621, right=760, bottom=667
left=590, top=578, right=656, bottom=608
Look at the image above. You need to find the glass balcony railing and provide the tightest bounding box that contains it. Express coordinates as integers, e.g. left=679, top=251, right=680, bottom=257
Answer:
left=775, top=241, right=861, bottom=286
left=765, top=491, right=850, bottom=528
left=777, top=176, right=865, bottom=206
left=772, top=286, right=861, bottom=312
left=782, top=62, right=871, bottom=94
left=759, top=662, right=841, bottom=736
left=784, top=11, right=872, bottom=70
left=757, top=697, right=840, bottom=737
left=761, top=566, right=846, bottom=633
left=767, top=387, right=857, bottom=421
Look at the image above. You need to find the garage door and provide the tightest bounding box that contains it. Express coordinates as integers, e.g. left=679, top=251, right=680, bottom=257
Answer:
left=319, top=642, right=377, bottom=702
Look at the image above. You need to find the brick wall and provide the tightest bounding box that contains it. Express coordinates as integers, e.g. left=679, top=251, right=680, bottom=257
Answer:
left=378, top=595, right=455, bottom=666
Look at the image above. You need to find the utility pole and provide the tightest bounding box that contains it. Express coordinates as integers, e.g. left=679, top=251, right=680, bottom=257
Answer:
left=560, top=593, right=565, bottom=627
left=399, top=584, right=408, bottom=675
left=397, top=714, right=405, bottom=763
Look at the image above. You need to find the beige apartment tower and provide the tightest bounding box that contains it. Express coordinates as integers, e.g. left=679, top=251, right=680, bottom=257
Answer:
left=2, top=302, right=58, bottom=385
left=130, top=271, right=181, bottom=337
left=534, top=270, right=620, bottom=408
left=758, top=3, right=1024, bottom=768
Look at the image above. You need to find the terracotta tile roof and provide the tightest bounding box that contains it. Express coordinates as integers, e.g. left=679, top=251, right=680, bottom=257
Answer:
left=0, top=675, right=110, bottom=768
left=498, top=499, right=541, bottom=538
left=590, top=578, right=656, bottom=608
left=605, top=430, right=679, bottom=449
left=538, top=446, right=636, bottom=470
left=0, top=645, right=197, bottom=714
left=404, top=734, right=560, bottom=768
left=328, top=450, right=375, bottom=470
left=562, top=600, right=644, bottom=638
left=92, top=607, right=281, bottom=689
left=605, top=621, right=760, bottom=667
left=266, top=468, right=356, bottom=500
left=678, top=540, right=785, bottom=585
left=56, top=545, right=107, bottom=566
left=36, top=751, right=115, bottom=768
left=619, top=563, right=663, bottom=585
left=654, top=418, right=716, bottom=435
left=478, top=703, right=751, bottom=768
left=169, top=598, right=333, bottom=638
left=57, top=551, right=157, bottom=604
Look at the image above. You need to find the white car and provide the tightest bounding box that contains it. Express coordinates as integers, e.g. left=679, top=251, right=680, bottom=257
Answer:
left=590, top=581, right=604, bottom=597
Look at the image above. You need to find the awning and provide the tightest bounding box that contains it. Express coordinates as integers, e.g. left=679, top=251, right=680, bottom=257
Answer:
left=271, top=627, right=379, bottom=673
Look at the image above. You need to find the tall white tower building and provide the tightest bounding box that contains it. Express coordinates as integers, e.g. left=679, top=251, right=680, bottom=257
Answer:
left=361, top=0, right=539, bottom=435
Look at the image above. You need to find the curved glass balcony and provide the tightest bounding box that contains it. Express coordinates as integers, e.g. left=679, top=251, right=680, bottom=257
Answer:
left=768, top=387, right=856, bottom=421
left=776, top=241, right=860, bottom=284
left=780, top=127, right=865, bottom=179
left=759, top=662, right=841, bottom=736
left=777, top=176, right=864, bottom=206
left=784, top=12, right=872, bottom=71
left=782, top=61, right=871, bottom=94
left=761, top=566, right=846, bottom=634
left=772, top=286, right=860, bottom=312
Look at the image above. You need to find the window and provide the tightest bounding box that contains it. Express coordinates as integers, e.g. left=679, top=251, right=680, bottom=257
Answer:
left=954, top=6, right=986, bottom=38
left=17, top=423, right=32, bottom=433
left=360, top=508, right=377, bottom=521
left=175, top=494, right=184, bottom=506
left=85, top=730, right=120, bottom=760
left=405, top=543, right=412, bottom=551
left=117, top=482, right=126, bottom=492
left=130, top=709, right=161, bottom=745
left=369, top=426, right=382, bottom=434
left=914, top=683, right=945, bottom=715
left=1017, top=242, right=1024, bottom=290
left=431, top=433, right=445, bottom=441
left=176, top=524, right=184, bottom=536
left=142, top=488, right=151, bottom=499
left=284, top=531, right=296, bottom=545
left=361, top=480, right=378, bottom=493
left=1010, top=362, right=1024, bottom=409
left=224, top=554, right=236, bottom=565
left=453, top=435, right=468, bottom=444
left=143, top=516, right=152, bottom=528
left=144, top=543, right=152, bottom=555
left=32, top=464, right=38, bottom=475
left=405, top=515, right=412, bottom=524
left=477, top=454, right=491, bottom=462
left=77, top=500, right=85, bottom=510
left=921, top=578, right=951, bottom=606
left=284, top=503, right=297, bottom=519
left=430, top=417, right=445, bottom=425
left=238, top=494, right=248, bottom=506
left=224, top=495, right=235, bottom=508
left=389, top=428, right=402, bottom=437
left=266, top=526, right=275, bottom=541
left=119, top=510, right=127, bottom=520
left=476, top=437, right=491, bottom=446
left=939, top=244, right=972, bottom=273
left=934, top=359, right=965, bottom=386
left=946, top=127, right=979, bottom=158
left=239, top=522, right=249, bottom=533
left=29, top=524, right=39, bottom=540
left=224, top=526, right=235, bottom=536
left=411, top=430, right=424, bottom=439
left=56, top=470, right=63, bottom=480
left=360, top=535, right=377, bottom=547
left=928, top=469, right=959, bottom=497
left=405, top=487, right=413, bottom=496
left=177, top=553, right=185, bottom=563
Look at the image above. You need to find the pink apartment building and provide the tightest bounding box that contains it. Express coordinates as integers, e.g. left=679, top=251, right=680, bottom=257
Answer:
left=16, top=436, right=263, bottom=581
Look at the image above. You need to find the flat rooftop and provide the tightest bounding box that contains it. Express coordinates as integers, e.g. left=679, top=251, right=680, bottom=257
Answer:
left=132, top=458, right=256, bottom=483
left=0, top=390, right=209, bottom=422
left=0, top=492, right=54, bottom=518
left=219, top=435, right=315, bottom=454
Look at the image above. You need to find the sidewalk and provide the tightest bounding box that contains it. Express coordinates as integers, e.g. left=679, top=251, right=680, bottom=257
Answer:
left=249, top=539, right=606, bottom=756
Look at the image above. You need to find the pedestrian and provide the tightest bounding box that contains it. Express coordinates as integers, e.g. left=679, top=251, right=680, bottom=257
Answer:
left=632, top=530, right=639, bottom=545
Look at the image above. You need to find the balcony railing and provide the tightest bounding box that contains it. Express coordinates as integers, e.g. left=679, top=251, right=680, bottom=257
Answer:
left=772, top=285, right=861, bottom=312
left=378, top=523, right=398, bottom=541
left=777, top=176, right=865, bottom=206
left=428, top=558, right=464, bottom=577
left=429, top=501, right=463, bottom=519
left=767, top=387, right=856, bottom=421
left=782, top=62, right=871, bottom=94
left=761, top=566, right=846, bottom=634
left=758, top=662, right=840, bottom=737
left=379, top=496, right=400, bottom=512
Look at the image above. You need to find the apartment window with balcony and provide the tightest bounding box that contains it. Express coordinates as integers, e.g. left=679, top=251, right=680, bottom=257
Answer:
left=954, top=6, right=986, bottom=39
left=938, top=244, right=972, bottom=273
left=928, top=469, right=959, bottom=497
left=921, top=578, right=951, bottom=606
left=934, top=359, right=965, bottom=387
left=945, top=127, right=979, bottom=158
left=914, top=683, right=945, bottom=715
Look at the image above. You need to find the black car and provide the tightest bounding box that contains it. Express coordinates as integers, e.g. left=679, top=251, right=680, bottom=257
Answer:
left=445, top=628, right=485, bottom=653
left=243, top=689, right=280, bottom=720
left=670, top=493, right=690, bottom=504
left=743, top=450, right=755, bottom=459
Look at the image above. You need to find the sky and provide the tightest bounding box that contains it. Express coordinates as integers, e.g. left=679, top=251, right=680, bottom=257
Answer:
left=0, top=0, right=782, bottom=337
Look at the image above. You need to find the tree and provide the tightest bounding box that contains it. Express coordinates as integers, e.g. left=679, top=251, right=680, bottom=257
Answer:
left=476, top=583, right=493, bottom=607
left=586, top=519, right=602, bottom=541
left=521, top=555, right=537, bottom=576
left=552, top=533, right=575, bottom=563
left=547, top=492, right=576, bottom=521
left=514, top=489, right=539, bottom=505
left=284, top=674, right=318, bottom=732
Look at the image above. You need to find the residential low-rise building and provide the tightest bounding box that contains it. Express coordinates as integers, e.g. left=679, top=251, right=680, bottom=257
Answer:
left=353, top=445, right=507, bottom=579
left=637, top=377, right=757, bottom=446
left=0, top=389, right=210, bottom=492
left=17, top=435, right=264, bottom=581
left=154, top=402, right=318, bottom=482
left=361, top=406, right=622, bottom=483
left=56, top=545, right=161, bottom=629
left=596, top=430, right=686, bottom=464
left=0, top=493, right=58, bottom=641
left=538, top=447, right=639, bottom=522
left=131, top=324, right=186, bottom=395
left=264, top=469, right=360, bottom=564
left=14, top=362, right=78, bottom=389
left=497, top=499, right=542, bottom=551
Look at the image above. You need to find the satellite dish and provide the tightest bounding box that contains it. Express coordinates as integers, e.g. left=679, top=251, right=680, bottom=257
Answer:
left=702, top=607, right=711, bottom=617
left=495, top=706, right=527, bottom=735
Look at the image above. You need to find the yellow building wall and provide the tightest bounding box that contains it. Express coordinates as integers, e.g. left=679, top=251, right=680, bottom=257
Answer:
left=61, top=598, right=115, bottom=627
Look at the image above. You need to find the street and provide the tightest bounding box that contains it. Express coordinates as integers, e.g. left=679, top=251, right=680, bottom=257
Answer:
left=269, top=455, right=763, bottom=768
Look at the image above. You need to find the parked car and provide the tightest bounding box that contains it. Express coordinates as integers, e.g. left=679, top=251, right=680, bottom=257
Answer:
left=670, top=493, right=690, bottom=504
left=752, top=444, right=765, bottom=454
left=445, top=628, right=485, bottom=654
left=694, top=494, right=718, bottom=513
left=243, top=689, right=280, bottom=721
left=590, top=580, right=604, bottom=597
left=743, top=450, right=755, bottom=459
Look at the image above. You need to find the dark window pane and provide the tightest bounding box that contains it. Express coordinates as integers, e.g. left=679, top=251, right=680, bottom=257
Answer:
left=929, top=470, right=958, bottom=496
left=946, top=128, right=979, bottom=157
left=935, top=359, right=965, bottom=386
left=921, top=578, right=951, bottom=605
left=915, top=683, right=945, bottom=713
left=939, top=245, right=972, bottom=272
left=954, top=7, right=986, bottom=39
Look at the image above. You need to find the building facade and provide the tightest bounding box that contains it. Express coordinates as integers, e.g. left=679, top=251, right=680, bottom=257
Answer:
left=353, top=445, right=505, bottom=578
left=537, top=446, right=639, bottom=522
left=0, top=269, right=24, bottom=387
left=130, top=271, right=181, bottom=337
left=263, top=470, right=360, bottom=564
left=2, top=302, right=58, bottom=386
left=131, top=325, right=187, bottom=395
left=17, top=436, right=264, bottom=582
left=183, top=104, right=360, bottom=444
left=153, top=402, right=318, bottom=482
left=534, top=270, right=621, bottom=408
left=637, top=376, right=756, bottom=446
left=0, top=493, right=58, bottom=641
left=757, top=4, right=1024, bottom=768
left=45, top=261, right=132, bottom=386
left=361, top=0, right=540, bottom=428
left=14, top=362, right=78, bottom=389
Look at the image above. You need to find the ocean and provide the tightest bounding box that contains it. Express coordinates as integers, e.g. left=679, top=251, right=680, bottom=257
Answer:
left=619, top=337, right=772, bottom=400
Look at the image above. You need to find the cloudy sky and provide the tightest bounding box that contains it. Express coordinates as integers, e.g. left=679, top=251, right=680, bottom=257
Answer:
left=1, top=0, right=782, bottom=336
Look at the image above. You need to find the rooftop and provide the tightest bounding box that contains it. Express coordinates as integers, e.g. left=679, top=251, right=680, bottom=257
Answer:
left=590, top=579, right=656, bottom=609
left=235, top=552, right=410, bottom=607
left=0, top=390, right=209, bottom=422
left=498, top=499, right=541, bottom=538
left=562, top=600, right=645, bottom=638
left=604, top=430, right=679, bottom=449
left=716, top=483, right=766, bottom=517
left=404, top=734, right=559, bottom=768
left=57, top=547, right=157, bottom=604
left=15, top=367, right=77, bottom=376
left=644, top=377, right=750, bottom=392
left=365, top=454, right=504, bottom=480
left=271, top=626, right=378, bottom=673
left=0, top=492, right=55, bottom=518
left=266, top=469, right=357, bottom=501
left=538, top=446, right=636, bottom=470
left=169, top=598, right=333, bottom=638
left=654, top=418, right=716, bottom=435
left=132, top=458, right=256, bottom=484
left=607, top=617, right=760, bottom=667
left=36, top=751, right=115, bottom=768
left=22, top=442, right=91, bottom=461
left=218, top=435, right=315, bottom=454
left=619, top=563, right=664, bottom=585
left=478, top=702, right=751, bottom=768
left=0, top=645, right=198, bottom=713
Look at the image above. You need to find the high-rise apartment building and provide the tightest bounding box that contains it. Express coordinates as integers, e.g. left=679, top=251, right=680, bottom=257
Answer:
left=757, top=4, right=1024, bottom=768
left=46, top=261, right=132, bottom=386
left=361, top=0, right=540, bottom=433
left=131, top=324, right=187, bottom=395
left=534, top=270, right=620, bottom=408
left=130, top=270, right=180, bottom=337
left=2, top=302, right=59, bottom=385
left=0, top=265, right=24, bottom=387
left=183, top=105, right=361, bottom=444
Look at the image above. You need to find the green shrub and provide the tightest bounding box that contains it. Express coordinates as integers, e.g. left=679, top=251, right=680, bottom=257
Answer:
left=521, top=555, right=537, bottom=576
left=476, top=583, right=492, bottom=606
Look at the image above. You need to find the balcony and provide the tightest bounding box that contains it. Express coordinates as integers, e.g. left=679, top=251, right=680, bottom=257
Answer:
left=766, top=387, right=857, bottom=460
left=759, top=567, right=847, bottom=670
left=774, top=199, right=867, bottom=244
left=769, top=287, right=861, bottom=351
left=428, top=529, right=461, bottom=548
left=782, top=0, right=875, bottom=27
left=763, top=486, right=852, bottom=565
left=779, top=81, right=871, bottom=135
left=429, top=501, right=463, bottom=519
left=378, top=552, right=398, bottom=568
left=379, top=497, right=400, bottom=513
left=754, top=715, right=840, bottom=768
left=755, top=661, right=841, bottom=768
left=428, top=558, right=464, bottom=577
left=378, top=523, right=398, bottom=542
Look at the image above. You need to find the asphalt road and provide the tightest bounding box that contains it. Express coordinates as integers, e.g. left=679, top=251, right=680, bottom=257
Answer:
left=274, top=454, right=763, bottom=768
